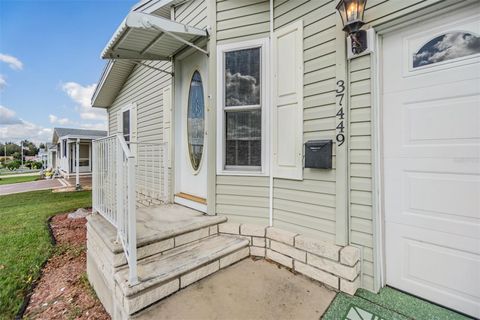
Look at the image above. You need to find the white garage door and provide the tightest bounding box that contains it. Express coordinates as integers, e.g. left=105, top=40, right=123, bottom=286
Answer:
left=383, top=6, right=480, bottom=318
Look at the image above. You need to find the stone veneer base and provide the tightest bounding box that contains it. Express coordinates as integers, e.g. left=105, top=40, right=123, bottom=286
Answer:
left=87, top=217, right=361, bottom=319
left=218, top=222, right=361, bottom=294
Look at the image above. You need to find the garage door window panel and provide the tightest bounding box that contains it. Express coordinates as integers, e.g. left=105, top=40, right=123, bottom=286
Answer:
left=413, top=32, right=480, bottom=68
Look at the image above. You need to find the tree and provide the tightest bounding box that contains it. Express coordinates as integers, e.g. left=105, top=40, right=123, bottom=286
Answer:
left=3, top=143, right=20, bottom=157
left=39, top=143, right=46, bottom=149
left=21, top=140, right=39, bottom=156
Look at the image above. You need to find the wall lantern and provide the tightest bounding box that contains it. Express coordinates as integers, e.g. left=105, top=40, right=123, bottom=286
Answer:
left=336, top=0, right=368, bottom=54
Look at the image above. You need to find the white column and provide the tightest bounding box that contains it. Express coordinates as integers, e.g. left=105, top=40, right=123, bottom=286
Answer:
left=76, top=138, right=80, bottom=190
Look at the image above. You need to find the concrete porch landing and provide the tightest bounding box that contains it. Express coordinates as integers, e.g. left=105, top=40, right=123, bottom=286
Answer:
left=134, top=258, right=337, bottom=320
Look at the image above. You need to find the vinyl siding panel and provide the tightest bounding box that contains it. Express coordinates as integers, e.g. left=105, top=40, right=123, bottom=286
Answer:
left=272, top=0, right=338, bottom=244
left=214, top=0, right=271, bottom=224
left=216, top=0, right=270, bottom=44
left=211, top=0, right=442, bottom=293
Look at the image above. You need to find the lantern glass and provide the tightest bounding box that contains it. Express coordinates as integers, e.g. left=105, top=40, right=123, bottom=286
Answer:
left=336, top=0, right=367, bottom=33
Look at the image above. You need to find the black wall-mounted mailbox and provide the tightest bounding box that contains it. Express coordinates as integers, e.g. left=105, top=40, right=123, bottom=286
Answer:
left=304, top=140, right=332, bottom=169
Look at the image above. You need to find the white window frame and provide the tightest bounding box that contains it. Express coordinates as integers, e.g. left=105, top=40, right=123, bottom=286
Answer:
left=216, top=38, right=270, bottom=176
left=119, top=103, right=135, bottom=142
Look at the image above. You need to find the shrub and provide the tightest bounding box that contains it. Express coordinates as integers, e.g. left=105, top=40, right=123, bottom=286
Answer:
left=6, top=160, right=21, bottom=171
left=26, top=161, right=43, bottom=169
left=32, top=161, right=43, bottom=169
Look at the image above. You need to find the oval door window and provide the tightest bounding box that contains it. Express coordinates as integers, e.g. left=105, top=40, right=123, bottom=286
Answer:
left=187, top=70, right=205, bottom=171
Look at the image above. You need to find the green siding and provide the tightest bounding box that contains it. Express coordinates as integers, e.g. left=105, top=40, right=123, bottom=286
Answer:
left=214, top=0, right=271, bottom=225
left=348, top=54, right=374, bottom=290
left=272, top=0, right=338, bottom=242
left=216, top=0, right=270, bottom=44
left=213, top=0, right=445, bottom=292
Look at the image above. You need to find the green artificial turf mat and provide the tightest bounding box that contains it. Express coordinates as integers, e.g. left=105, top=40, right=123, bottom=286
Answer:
left=356, top=287, right=472, bottom=320
left=323, top=293, right=409, bottom=320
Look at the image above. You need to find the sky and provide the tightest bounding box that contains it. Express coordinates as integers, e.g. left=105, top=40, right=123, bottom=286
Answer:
left=0, top=0, right=137, bottom=144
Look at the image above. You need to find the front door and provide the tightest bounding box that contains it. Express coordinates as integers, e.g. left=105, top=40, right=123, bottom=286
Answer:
left=174, top=51, right=208, bottom=212
left=382, top=6, right=480, bottom=318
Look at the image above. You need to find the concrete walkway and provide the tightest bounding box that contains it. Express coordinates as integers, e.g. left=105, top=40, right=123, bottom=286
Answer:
left=0, top=176, right=92, bottom=196
left=135, top=258, right=336, bottom=320
left=0, top=171, right=41, bottom=178
left=0, top=178, right=64, bottom=195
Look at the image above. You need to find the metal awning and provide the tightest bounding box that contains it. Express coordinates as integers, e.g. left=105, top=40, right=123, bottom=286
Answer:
left=101, top=11, right=208, bottom=61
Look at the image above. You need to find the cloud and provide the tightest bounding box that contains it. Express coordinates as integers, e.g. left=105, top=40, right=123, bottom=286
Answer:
left=49, top=114, right=71, bottom=125
left=0, top=106, right=23, bottom=125
left=79, top=122, right=108, bottom=131
left=0, top=53, right=23, bottom=70
left=0, top=75, right=6, bottom=90
left=61, top=82, right=107, bottom=122
left=0, top=121, right=52, bottom=144
left=413, top=32, right=480, bottom=67
left=0, top=106, right=51, bottom=143
left=225, top=71, right=260, bottom=106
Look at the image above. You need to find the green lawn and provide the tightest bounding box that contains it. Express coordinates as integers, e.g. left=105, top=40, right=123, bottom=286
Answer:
left=0, top=190, right=92, bottom=319
left=0, top=175, right=39, bottom=185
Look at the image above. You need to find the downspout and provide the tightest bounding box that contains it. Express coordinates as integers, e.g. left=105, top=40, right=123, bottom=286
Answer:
left=268, top=0, right=274, bottom=227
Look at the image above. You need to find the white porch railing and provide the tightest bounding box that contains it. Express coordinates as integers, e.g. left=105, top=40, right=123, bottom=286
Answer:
left=92, top=134, right=169, bottom=285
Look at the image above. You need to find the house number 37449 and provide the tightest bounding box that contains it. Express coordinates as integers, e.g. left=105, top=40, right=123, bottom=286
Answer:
left=336, top=80, right=346, bottom=147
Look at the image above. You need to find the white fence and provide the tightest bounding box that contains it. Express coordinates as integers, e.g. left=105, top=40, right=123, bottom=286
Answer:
left=92, top=134, right=169, bottom=284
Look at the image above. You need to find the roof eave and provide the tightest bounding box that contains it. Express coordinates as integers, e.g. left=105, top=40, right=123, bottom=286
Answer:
left=91, top=60, right=114, bottom=108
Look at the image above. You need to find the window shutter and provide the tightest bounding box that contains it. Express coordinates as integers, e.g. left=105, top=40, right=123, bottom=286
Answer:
left=130, top=103, right=138, bottom=157
left=162, top=85, right=172, bottom=168
left=272, top=20, right=304, bottom=180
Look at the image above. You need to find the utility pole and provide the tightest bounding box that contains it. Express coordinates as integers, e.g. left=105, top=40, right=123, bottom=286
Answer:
left=21, top=141, right=24, bottom=167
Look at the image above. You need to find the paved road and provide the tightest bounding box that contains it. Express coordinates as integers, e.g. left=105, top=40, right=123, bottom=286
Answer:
left=0, top=176, right=93, bottom=196
left=0, top=179, right=65, bottom=196
left=0, top=171, right=41, bottom=178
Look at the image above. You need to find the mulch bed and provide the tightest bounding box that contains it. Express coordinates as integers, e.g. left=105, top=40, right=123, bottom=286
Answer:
left=23, top=212, right=110, bottom=319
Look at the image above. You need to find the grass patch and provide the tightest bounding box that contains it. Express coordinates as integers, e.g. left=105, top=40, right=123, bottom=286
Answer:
left=0, top=190, right=91, bottom=319
left=0, top=175, right=40, bottom=185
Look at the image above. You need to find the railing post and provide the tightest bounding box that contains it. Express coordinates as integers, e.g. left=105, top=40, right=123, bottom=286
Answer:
left=162, top=143, right=168, bottom=203
left=116, top=137, right=124, bottom=243
left=127, top=155, right=138, bottom=284
left=92, top=141, right=97, bottom=212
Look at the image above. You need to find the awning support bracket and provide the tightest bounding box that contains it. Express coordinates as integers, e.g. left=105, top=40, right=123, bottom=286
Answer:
left=148, top=24, right=209, bottom=56
left=132, top=60, right=174, bottom=76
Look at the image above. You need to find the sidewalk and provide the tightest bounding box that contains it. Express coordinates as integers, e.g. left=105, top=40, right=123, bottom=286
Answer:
left=0, top=179, right=64, bottom=196
left=0, top=171, right=40, bottom=178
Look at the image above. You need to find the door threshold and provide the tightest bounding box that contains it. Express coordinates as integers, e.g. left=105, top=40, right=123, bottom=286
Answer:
left=175, top=193, right=207, bottom=213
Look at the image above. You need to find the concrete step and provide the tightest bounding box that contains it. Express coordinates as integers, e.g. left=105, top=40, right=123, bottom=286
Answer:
left=88, top=205, right=227, bottom=267
left=114, top=235, right=249, bottom=316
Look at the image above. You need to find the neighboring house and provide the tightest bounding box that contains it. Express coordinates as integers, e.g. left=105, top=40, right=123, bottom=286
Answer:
left=24, top=156, right=37, bottom=162
left=51, top=128, right=107, bottom=178
left=88, top=0, right=480, bottom=319
left=37, top=147, right=48, bottom=168
left=46, top=143, right=57, bottom=169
